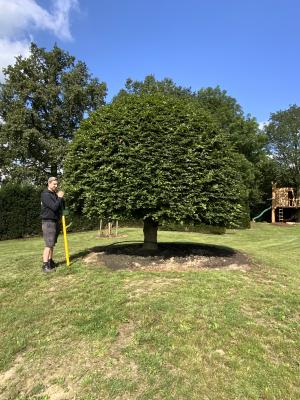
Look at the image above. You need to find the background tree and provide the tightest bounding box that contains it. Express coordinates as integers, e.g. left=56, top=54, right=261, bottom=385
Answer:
left=196, top=87, right=267, bottom=216
left=250, top=156, right=281, bottom=219
left=116, top=74, right=193, bottom=99
left=0, top=43, right=107, bottom=185
left=264, top=104, right=300, bottom=190
left=64, top=93, right=247, bottom=249
left=196, top=87, right=265, bottom=163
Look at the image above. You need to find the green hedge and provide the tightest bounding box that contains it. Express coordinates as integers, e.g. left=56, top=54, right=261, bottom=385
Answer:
left=0, top=184, right=98, bottom=240
left=159, top=221, right=226, bottom=234
left=0, top=183, right=42, bottom=240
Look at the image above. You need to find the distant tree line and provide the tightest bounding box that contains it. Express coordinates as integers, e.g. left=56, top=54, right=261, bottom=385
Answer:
left=1, top=43, right=299, bottom=240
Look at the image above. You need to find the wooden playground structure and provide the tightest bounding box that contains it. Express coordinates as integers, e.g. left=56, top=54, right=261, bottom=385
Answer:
left=271, top=183, right=300, bottom=223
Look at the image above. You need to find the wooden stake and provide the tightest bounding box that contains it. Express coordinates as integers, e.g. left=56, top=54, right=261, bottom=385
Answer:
left=62, top=215, right=70, bottom=266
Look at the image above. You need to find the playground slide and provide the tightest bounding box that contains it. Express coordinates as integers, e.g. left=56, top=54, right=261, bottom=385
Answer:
left=252, top=206, right=272, bottom=222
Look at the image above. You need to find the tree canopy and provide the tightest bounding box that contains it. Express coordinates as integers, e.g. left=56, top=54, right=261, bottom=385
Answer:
left=0, top=43, right=107, bottom=185
left=116, top=76, right=266, bottom=215
left=64, top=92, right=247, bottom=248
left=116, top=77, right=265, bottom=163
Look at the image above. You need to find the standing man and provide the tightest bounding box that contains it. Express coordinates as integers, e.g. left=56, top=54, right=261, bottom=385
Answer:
left=41, top=177, right=64, bottom=272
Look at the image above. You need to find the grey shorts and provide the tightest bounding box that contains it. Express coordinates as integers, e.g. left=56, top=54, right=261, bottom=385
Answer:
left=42, top=220, right=60, bottom=247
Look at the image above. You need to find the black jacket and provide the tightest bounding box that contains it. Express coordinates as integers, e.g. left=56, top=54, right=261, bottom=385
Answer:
left=41, top=189, right=64, bottom=221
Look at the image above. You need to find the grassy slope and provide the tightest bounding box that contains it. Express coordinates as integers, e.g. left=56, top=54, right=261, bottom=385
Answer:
left=0, top=223, right=299, bottom=400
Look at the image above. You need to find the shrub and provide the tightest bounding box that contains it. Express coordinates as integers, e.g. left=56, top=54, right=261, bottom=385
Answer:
left=0, top=184, right=99, bottom=240
left=0, top=183, right=41, bottom=240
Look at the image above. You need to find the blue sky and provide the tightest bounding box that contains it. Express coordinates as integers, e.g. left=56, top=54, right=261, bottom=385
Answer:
left=1, top=0, right=300, bottom=123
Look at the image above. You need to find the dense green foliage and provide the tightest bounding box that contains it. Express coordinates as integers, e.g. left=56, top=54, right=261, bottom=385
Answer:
left=196, top=87, right=264, bottom=161
left=116, top=74, right=193, bottom=98
left=0, top=183, right=41, bottom=239
left=116, top=77, right=265, bottom=165
left=196, top=86, right=268, bottom=214
left=265, top=104, right=300, bottom=189
left=64, top=93, right=248, bottom=234
left=0, top=43, right=107, bottom=185
left=116, top=77, right=267, bottom=215
left=0, top=183, right=98, bottom=240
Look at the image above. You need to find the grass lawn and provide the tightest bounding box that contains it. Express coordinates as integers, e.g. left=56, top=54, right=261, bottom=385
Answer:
left=0, top=223, right=299, bottom=399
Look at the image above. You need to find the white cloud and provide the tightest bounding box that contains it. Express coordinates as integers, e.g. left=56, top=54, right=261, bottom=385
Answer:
left=259, top=121, right=269, bottom=130
left=0, top=38, right=31, bottom=81
left=0, top=0, right=78, bottom=81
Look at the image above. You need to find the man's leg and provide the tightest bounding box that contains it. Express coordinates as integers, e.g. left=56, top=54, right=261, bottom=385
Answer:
left=42, top=247, right=52, bottom=272
left=43, top=246, right=52, bottom=263
left=49, top=222, right=60, bottom=267
left=49, top=248, right=57, bottom=268
left=42, top=221, right=56, bottom=272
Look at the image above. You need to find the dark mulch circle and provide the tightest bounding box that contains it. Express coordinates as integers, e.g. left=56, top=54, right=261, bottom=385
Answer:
left=84, top=242, right=252, bottom=272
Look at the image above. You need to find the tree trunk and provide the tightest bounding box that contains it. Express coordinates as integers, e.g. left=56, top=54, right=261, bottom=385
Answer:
left=50, top=164, right=58, bottom=177
left=143, top=218, right=158, bottom=250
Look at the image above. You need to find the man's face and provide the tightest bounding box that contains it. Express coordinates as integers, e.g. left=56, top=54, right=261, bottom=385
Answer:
left=48, top=180, right=58, bottom=192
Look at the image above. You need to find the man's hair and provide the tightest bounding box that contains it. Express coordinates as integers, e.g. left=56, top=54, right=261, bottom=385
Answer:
left=48, top=177, right=58, bottom=184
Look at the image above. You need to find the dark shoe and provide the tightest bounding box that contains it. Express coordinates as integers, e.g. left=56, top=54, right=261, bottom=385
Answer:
left=49, top=259, right=57, bottom=269
left=42, top=262, right=54, bottom=273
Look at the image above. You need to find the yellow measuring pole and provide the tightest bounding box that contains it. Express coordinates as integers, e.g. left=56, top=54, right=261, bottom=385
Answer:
left=62, top=215, right=70, bottom=267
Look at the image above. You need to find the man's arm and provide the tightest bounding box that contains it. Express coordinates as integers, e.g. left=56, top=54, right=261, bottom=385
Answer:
left=41, top=191, right=63, bottom=212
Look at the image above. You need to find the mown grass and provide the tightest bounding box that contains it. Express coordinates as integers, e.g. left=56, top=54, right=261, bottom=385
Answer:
left=0, top=223, right=299, bottom=399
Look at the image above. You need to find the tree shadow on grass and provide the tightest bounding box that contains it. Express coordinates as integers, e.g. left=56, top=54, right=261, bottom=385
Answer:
left=69, top=241, right=251, bottom=271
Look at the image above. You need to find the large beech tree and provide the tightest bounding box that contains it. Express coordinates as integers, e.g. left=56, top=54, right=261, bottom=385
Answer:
left=0, top=43, right=106, bottom=184
left=64, top=93, right=247, bottom=249
left=116, top=76, right=266, bottom=216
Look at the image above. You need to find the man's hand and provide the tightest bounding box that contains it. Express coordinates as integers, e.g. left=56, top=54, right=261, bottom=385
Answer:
left=57, top=190, right=64, bottom=198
